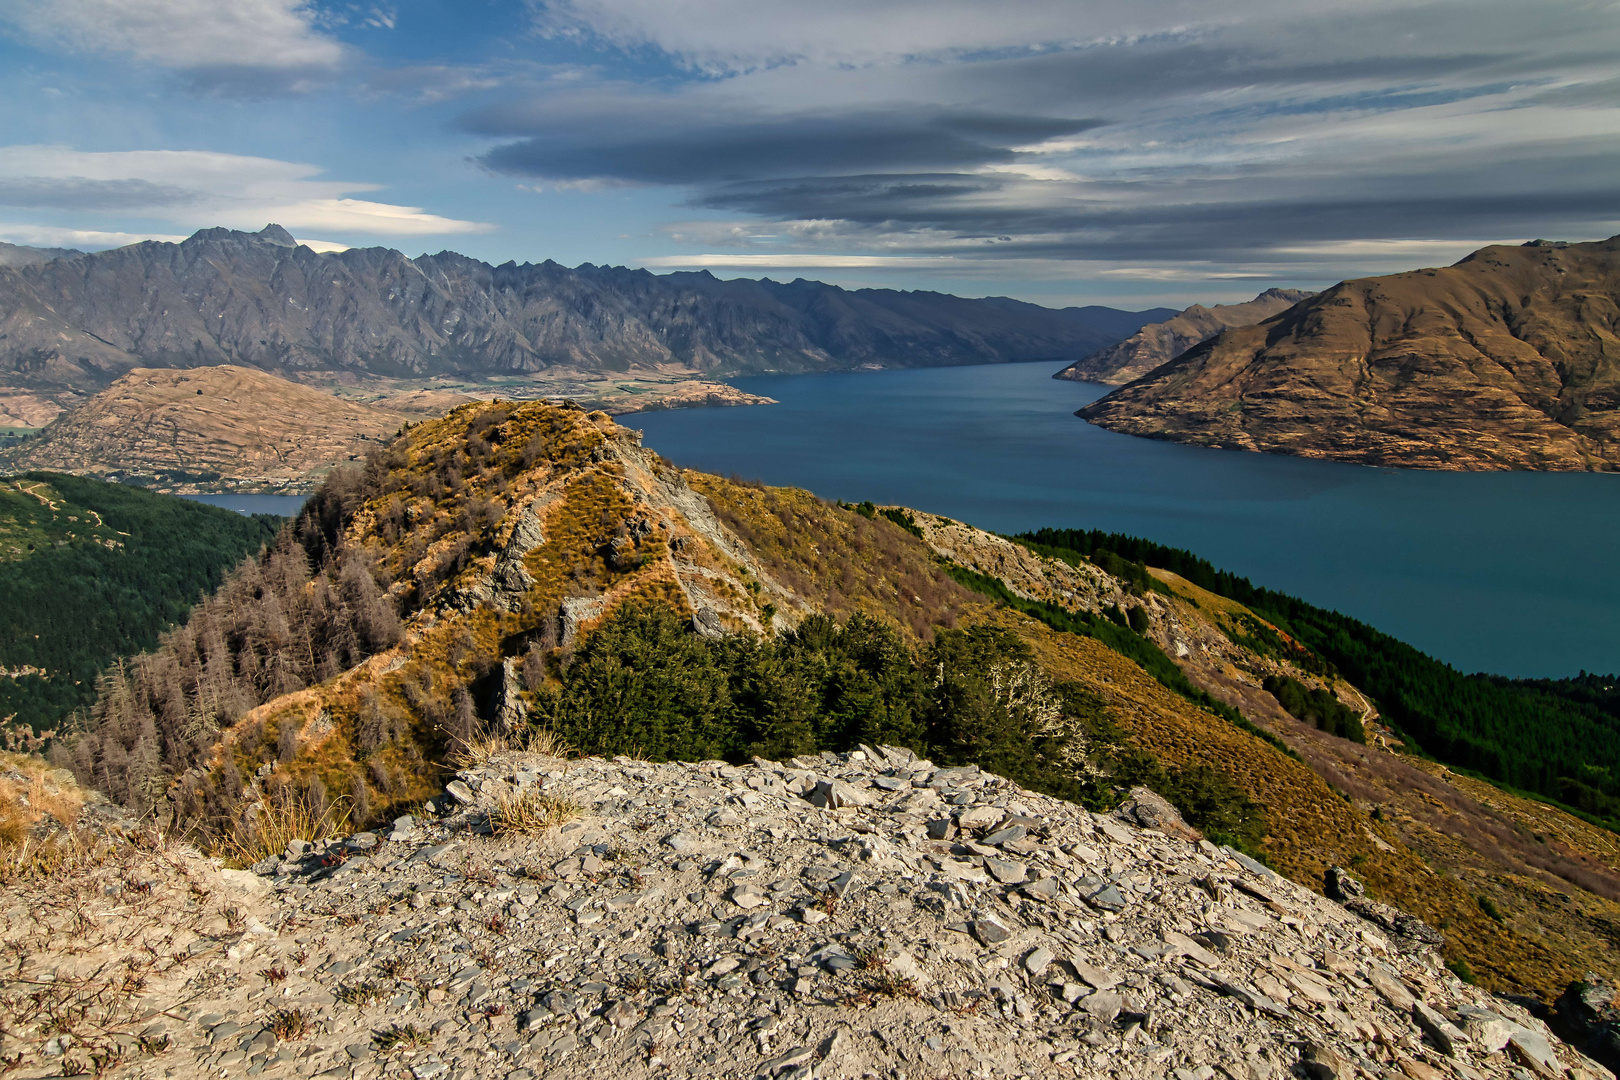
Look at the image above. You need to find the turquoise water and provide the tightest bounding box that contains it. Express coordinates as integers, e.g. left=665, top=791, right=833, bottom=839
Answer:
left=180, top=493, right=309, bottom=516
left=632, top=362, right=1620, bottom=678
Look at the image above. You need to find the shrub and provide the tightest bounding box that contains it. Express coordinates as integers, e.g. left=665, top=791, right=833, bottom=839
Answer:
left=1263, top=674, right=1366, bottom=743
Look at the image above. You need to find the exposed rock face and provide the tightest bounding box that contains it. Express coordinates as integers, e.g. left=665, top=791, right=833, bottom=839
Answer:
left=1558, top=975, right=1620, bottom=1074
left=1078, top=237, right=1620, bottom=471
left=0, top=225, right=1165, bottom=395
left=5, top=748, right=1611, bottom=1080
left=0, top=365, right=412, bottom=493
left=1055, top=289, right=1311, bottom=385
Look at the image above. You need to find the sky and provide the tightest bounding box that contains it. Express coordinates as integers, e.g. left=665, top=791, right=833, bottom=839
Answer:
left=0, top=0, right=1616, bottom=309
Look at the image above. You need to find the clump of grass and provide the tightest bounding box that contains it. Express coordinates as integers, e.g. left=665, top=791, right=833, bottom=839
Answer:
left=489, top=791, right=579, bottom=835
left=217, top=794, right=352, bottom=869
left=377, top=956, right=412, bottom=980
left=446, top=733, right=510, bottom=769
left=336, top=982, right=384, bottom=1008
left=268, top=1008, right=312, bottom=1041
left=867, top=971, right=921, bottom=999
left=373, top=1023, right=432, bottom=1053
left=854, top=946, right=887, bottom=971
left=521, top=725, right=572, bottom=759
left=1476, top=894, right=1504, bottom=922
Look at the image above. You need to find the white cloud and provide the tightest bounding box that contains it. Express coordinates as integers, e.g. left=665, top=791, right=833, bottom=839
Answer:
left=0, top=223, right=186, bottom=249
left=0, top=0, right=343, bottom=75
left=639, top=253, right=963, bottom=269
left=0, top=146, right=493, bottom=238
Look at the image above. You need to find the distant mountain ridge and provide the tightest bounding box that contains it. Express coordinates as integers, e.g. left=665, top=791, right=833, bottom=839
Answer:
left=0, top=241, right=83, bottom=268
left=0, top=224, right=1172, bottom=394
left=1080, top=237, right=1620, bottom=471
left=1055, top=288, right=1313, bottom=385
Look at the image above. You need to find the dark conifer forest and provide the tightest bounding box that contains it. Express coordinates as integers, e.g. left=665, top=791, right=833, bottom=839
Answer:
left=0, top=474, right=281, bottom=738
left=1019, top=527, right=1620, bottom=827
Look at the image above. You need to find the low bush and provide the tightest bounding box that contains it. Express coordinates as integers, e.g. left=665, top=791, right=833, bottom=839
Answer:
left=1263, top=674, right=1366, bottom=743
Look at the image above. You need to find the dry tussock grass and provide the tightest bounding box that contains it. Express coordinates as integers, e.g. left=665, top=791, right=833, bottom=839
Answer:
left=0, top=753, right=86, bottom=844
left=218, top=793, right=352, bottom=868
left=689, top=473, right=980, bottom=641
left=488, top=790, right=579, bottom=835
left=447, top=725, right=573, bottom=769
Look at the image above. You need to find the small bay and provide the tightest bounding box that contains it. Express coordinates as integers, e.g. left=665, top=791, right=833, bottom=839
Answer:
left=179, top=492, right=310, bottom=517
left=633, top=361, right=1620, bottom=678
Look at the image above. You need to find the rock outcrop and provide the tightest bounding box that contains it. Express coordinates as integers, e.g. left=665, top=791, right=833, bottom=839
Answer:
left=3, top=748, right=1612, bottom=1080
left=1055, top=289, right=1311, bottom=385
left=1078, top=237, right=1620, bottom=471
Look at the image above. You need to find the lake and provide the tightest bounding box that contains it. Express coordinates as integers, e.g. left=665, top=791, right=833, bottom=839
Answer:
left=633, top=361, right=1620, bottom=679
left=181, top=493, right=310, bottom=517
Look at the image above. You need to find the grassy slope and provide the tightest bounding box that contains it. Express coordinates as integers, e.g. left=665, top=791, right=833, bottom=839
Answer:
left=1018, top=526, right=1620, bottom=829
left=997, top=609, right=1600, bottom=1000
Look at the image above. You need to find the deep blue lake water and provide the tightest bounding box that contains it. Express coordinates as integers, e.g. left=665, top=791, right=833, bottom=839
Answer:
left=633, top=361, right=1620, bottom=679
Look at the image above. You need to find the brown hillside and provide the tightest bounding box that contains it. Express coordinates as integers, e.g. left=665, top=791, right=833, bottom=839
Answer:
left=1080, top=237, right=1620, bottom=470
left=1055, top=288, right=1311, bottom=385
left=0, top=365, right=414, bottom=493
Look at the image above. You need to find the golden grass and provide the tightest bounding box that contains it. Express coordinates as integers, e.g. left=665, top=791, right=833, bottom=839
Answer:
left=488, top=790, right=579, bottom=835
left=988, top=606, right=1611, bottom=1001
left=1146, top=567, right=1252, bottom=618
left=447, top=724, right=573, bottom=768
left=217, top=794, right=352, bottom=868
left=688, top=473, right=981, bottom=640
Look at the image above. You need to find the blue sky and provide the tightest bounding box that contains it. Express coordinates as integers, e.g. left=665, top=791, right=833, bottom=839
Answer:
left=0, top=0, right=1616, bottom=308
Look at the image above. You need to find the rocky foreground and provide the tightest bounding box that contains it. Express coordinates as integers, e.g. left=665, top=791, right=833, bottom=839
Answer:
left=5, top=749, right=1613, bottom=1080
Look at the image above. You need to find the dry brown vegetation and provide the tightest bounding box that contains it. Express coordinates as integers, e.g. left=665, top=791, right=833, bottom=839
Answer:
left=1050, top=581, right=1620, bottom=1003
left=488, top=790, right=580, bottom=835
left=689, top=474, right=981, bottom=640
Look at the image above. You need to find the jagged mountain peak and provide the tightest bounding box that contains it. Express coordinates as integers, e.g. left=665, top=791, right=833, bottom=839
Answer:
left=0, top=225, right=1169, bottom=397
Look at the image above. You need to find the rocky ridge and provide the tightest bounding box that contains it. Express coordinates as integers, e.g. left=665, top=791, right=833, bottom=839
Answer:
left=7, top=747, right=1614, bottom=1080
left=1078, top=238, right=1620, bottom=471
left=63, top=397, right=1620, bottom=1007
left=1054, top=290, right=1312, bottom=386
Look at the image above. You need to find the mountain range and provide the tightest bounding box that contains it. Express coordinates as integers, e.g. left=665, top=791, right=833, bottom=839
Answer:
left=0, top=241, right=84, bottom=268
left=0, top=225, right=1172, bottom=402
left=1054, top=288, right=1313, bottom=385
left=1079, top=237, right=1620, bottom=471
